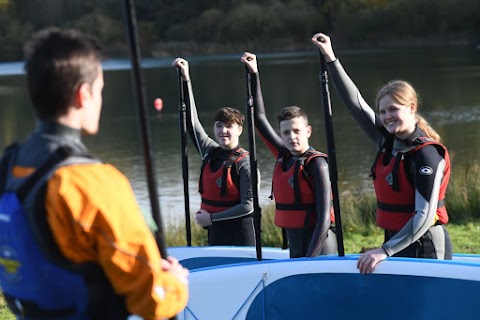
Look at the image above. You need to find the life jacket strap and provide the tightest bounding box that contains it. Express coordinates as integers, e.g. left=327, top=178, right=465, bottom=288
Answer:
left=377, top=199, right=445, bottom=213
left=0, top=143, right=19, bottom=194
left=201, top=197, right=241, bottom=208
left=220, top=148, right=248, bottom=197
left=17, top=146, right=75, bottom=202
left=276, top=203, right=316, bottom=211
left=389, top=152, right=404, bottom=192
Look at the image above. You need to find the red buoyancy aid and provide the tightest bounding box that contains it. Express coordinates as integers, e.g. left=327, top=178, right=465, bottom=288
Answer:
left=273, top=150, right=335, bottom=228
left=199, top=148, right=249, bottom=213
left=372, top=138, right=450, bottom=231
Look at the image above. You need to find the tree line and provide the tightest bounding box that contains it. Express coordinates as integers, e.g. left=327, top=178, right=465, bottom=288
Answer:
left=0, top=0, right=478, bottom=61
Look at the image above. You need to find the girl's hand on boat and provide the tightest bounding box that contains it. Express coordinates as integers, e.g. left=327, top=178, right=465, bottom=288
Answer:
left=311, top=33, right=337, bottom=63
left=172, top=57, right=191, bottom=81
left=357, top=247, right=388, bottom=274
left=162, top=256, right=189, bottom=286
left=194, top=209, right=212, bottom=227
left=241, top=52, right=258, bottom=73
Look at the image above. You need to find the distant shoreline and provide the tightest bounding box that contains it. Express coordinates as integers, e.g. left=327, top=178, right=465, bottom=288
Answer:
left=95, top=34, right=480, bottom=60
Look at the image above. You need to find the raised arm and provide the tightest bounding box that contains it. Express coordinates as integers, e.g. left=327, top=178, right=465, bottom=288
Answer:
left=305, top=156, right=332, bottom=256
left=311, top=33, right=386, bottom=145
left=172, top=57, right=218, bottom=158
left=241, top=52, right=284, bottom=157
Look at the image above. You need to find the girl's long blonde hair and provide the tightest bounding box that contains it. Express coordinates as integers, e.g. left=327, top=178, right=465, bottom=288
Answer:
left=375, top=80, right=441, bottom=142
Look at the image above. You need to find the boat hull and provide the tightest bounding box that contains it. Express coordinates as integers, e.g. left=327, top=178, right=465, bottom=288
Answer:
left=180, top=255, right=480, bottom=319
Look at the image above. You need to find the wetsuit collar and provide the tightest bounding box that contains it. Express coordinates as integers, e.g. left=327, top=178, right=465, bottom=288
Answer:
left=298, top=146, right=314, bottom=158
left=36, top=120, right=83, bottom=142
left=221, top=145, right=241, bottom=154
left=288, top=146, right=314, bottom=161
left=403, top=126, right=427, bottom=146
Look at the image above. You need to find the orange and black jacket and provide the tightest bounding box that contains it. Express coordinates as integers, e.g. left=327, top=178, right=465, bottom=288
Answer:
left=2, top=121, right=188, bottom=319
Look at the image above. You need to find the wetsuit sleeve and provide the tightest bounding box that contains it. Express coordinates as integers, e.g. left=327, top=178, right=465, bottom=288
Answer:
left=250, top=72, right=283, bottom=158
left=183, top=79, right=219, bottom=158
left=45, top=163, right=188, bottom=319
left=210, top=156, right=254, bottom=222
left=326, top=59, right=386, bottom=145
left=382, top=145, right=446, bottom=256
left=304, top=156, right=332, bottom=256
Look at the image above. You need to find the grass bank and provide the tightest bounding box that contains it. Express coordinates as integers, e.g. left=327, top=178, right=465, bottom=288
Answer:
left=166, top=208, right=480, bottom=254
left=166, top=163, right=480, bottom=253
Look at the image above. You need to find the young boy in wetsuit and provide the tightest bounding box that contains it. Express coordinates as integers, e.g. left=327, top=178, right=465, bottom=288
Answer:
left=241, top=52, right=337, bottom=258
left=172, top=58, right=256, bottom=246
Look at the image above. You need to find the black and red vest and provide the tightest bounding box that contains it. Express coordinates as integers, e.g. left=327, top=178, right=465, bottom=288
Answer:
left=199, top=147, right=249, bottom=213
left=272, top=150, right=335, bottom=228
left=371, top=137, right=450, bottom=231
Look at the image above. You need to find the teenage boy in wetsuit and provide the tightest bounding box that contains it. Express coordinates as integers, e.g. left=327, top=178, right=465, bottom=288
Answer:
left=172, top=58, right=255, bottom=246
left=0, top=28, right=188, bottom=319
left=241, top=52, right=337, bottom=258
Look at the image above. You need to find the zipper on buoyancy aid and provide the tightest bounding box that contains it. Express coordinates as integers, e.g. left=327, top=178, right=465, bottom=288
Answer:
left=199, top=147, right=248, bottom=196
left=270, top=149, right=321, bottom=203
left=371, top=136, right=433, bottom=192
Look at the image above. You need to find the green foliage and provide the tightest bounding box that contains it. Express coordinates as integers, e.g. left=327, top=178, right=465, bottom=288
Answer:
left=0, top=0, right=10, bottom=9
left=446, top=163, right=480, bottom=222
left=1, top=0, right=478, bottom=60
left=0, top=294, right=15, bottom=320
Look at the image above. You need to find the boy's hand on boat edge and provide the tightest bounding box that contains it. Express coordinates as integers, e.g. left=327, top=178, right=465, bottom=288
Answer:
left=357, top=247, right=388, bottom=274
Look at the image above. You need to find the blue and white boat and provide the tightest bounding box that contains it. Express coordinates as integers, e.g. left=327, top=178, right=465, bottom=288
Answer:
left=177, top=253, right=480, bottom=320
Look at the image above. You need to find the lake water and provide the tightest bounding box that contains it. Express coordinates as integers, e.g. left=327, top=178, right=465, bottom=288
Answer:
left=0, top=47, right=479, bottom=228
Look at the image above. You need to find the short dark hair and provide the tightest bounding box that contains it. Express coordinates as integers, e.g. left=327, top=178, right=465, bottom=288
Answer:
left=24, top=27, right=102, bottom=120
left=213, top=107, right=245, bottom=125
left=276, top=106, right=309, bottom=126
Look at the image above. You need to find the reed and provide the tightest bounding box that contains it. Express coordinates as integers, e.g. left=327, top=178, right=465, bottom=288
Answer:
left=445, top=163, right=480, bottom=222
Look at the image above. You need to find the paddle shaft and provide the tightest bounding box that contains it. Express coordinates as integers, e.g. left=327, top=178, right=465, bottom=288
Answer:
left=177, top=69, right=192, bottom=246
left=124, top=2, right=178, bottom=319
left=318, top=52, right=345, bottom=257
left=123, top=0, right=169, bottom=257
left=245, top=67, right=262, bottom=261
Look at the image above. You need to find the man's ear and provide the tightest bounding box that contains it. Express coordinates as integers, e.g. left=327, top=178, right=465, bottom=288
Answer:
left=238, top=125, right=243, bottom=135
left=306, top=125, right=312, bottom=138
left=74, top=82, right=92, bottom=109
